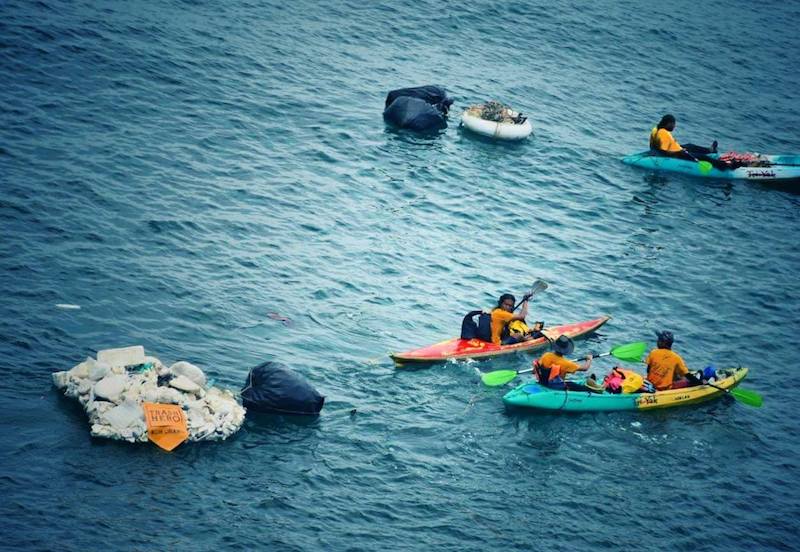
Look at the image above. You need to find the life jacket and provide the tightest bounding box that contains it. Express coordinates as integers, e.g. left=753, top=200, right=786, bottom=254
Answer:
left=603, top=369, right=624, bottom=394
left=506, top=320, right=546, bottom=342
left=620, top=370, right=644, bottom=394
left=650, top=127, right=682, bottom=152
left=533, top=359, right=565, bottom=389
left=604, top=367, right=648, bottom=394
left=460, top=310, right=492, bottom=342
left=507, top=320, right=531, bottom=339
left=649, top=127, right=660, bottom=150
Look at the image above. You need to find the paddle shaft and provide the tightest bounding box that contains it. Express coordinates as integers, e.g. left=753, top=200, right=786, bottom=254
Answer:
left=706, top=381, right=735, bottom=396
left=682, top=149, right=700, bottom=162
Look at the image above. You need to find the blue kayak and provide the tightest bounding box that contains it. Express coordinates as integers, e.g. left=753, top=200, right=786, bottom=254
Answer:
left=502, top=368, right=749, bottom=412
left=622, top=151, right=800, bottom=181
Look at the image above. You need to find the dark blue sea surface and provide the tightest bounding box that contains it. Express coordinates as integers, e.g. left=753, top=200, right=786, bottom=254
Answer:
left=2, top=0, right=800, bottom=550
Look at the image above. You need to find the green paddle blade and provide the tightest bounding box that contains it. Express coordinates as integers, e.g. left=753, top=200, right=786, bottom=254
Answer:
left=481, top=369, right=520, bottom=387
left=730, top=387, right=763, bottom=407
left=698, top=160, right=713, bottom=174
left=609, top=341, right=647, bottom=363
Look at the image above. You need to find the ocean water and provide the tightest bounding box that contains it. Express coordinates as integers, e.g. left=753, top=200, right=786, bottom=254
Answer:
left=2, top=0, right=800, bottom=550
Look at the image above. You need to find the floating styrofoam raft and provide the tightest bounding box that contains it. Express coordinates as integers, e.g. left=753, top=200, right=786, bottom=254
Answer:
left=52, top=346, right=245, bottom=444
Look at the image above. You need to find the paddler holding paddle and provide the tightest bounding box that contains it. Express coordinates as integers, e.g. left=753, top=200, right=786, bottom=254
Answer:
left=532, top=335, right=593, bottom=389
left=650, top=114, right=732, bottom=171
left=490, top=293, right=532, bottom=345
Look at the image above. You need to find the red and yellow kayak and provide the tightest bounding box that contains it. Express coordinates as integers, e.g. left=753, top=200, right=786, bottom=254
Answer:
left=390, top=315, right=611, bottom=365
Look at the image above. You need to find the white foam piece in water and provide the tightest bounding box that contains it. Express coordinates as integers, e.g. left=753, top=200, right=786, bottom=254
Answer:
left=169, top=361, right=207, bottom=387
left=169, top=374, right=201, bottom=393
left=52, top=371, right=70, bottom=389
left=55, top=304, right=81, bottom=309
left=97, top=346, right=145, bottom=368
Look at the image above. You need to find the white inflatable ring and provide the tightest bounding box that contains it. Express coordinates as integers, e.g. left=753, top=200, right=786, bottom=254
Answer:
left=461, top=110, right=533, bottom=140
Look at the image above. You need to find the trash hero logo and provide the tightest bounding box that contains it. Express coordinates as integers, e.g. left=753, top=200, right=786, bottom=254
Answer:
left=142, top=403, right=188, bottom=451
left=146, top=407, right=184, bottom=424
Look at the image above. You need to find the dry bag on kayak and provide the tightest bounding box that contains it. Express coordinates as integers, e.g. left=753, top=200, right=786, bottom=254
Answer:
left=460, top=310, right=492, bottom=342
left=241, top=361, right=324, bottom=415
left=604, top=367, right=653, bottom=394
left=460, top=310, right=482, bottom=339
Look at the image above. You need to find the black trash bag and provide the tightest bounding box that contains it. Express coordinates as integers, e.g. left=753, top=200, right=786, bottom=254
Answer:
left=384, top=85, right=452, bottom=110
left=241, top=361, right=324, bottom=415
left=383, top=96, right=447, bottom=132
left=383, top=85, right=453, bottom=132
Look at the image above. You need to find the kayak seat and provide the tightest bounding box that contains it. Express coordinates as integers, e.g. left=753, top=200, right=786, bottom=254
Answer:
left=671, top=379, right=690, bottom=389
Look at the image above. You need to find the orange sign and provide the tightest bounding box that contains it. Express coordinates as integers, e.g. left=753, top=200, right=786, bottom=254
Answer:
left=143, top=402, right=189, bottom=451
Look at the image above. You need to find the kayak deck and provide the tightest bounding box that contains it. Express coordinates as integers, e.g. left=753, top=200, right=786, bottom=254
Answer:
left=622, top=151, right=800, bottom=181
left=390, top=315, right=610, bottom=365
left=502, top=367, right=749, bottom=412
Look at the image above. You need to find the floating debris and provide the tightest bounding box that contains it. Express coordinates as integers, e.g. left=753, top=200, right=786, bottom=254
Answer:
left=55, top=304, right=81, bottom=310
left=268, top=312, right=292, bottom=326
left=52, top=346, right=245, bottom=448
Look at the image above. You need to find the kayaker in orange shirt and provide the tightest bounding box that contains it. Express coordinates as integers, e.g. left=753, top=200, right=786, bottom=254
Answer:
left=533, top=335, right=593, bottom=389
left=645, top=330, right=698, bottom=390
left=490, top=293, right=531, bottom=345
left=650, top=114, right=730, bottom=170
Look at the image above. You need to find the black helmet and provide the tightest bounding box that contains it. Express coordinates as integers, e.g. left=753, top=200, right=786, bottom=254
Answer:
left=655, top=330, right=674, bottom=346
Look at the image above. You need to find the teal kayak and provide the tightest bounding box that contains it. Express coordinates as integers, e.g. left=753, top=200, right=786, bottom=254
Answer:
left=502, top=368, right=748, bottom=412
left=622, top=151, right=800, bottom=181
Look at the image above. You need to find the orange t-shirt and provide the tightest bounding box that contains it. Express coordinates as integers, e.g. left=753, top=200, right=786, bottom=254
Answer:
left=490, top=308, right=514, bottom=345
left=538, top=351, right=580, bottom=380
left=645, top=348, right=689, bottom=390
left=650, top=127, right=682, bottom=152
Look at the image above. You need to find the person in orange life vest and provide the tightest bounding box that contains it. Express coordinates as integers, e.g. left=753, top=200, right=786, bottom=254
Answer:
left=645, top=330, right=699, bottom=390
left=533, top=335, right=592, bottom=388
left=649, top=114, right=730, bottom=170
left=490, top=293, right=532, bottom=345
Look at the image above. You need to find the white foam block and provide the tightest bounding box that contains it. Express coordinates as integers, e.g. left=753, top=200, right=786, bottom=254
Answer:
left=97, top=345, right=145, bottom=368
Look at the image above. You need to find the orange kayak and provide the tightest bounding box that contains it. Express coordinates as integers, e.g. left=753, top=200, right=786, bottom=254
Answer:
left=390, top=315, right=611, bottom=364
